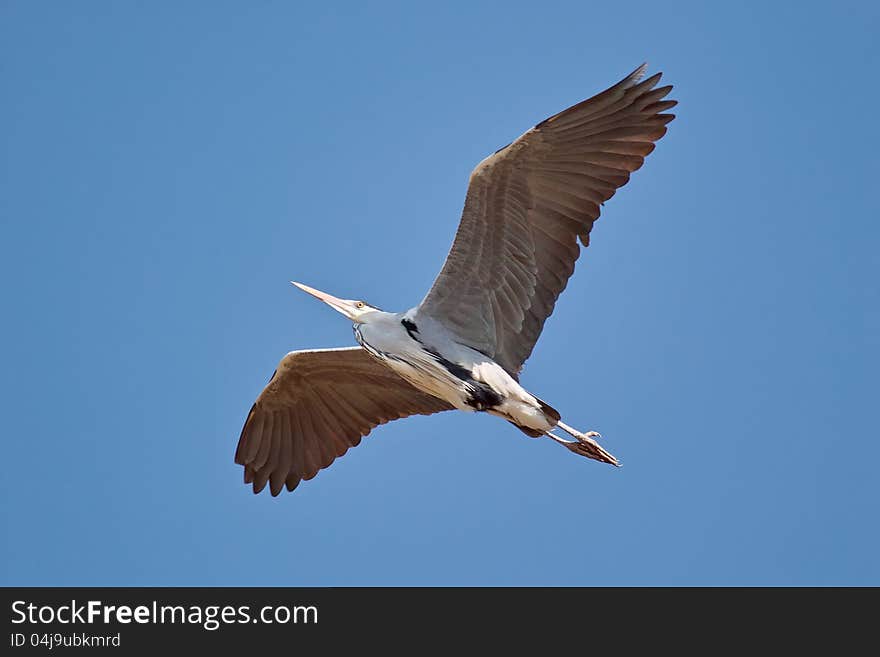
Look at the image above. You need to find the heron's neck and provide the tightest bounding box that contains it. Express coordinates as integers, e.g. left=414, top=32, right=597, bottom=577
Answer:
left=353, top=311, right=408, bottom=359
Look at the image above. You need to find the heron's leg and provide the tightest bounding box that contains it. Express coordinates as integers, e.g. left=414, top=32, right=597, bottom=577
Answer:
left=545, top=426, right=619, bottom=467
left=556, top=421, right=601, bottom=440
left=545, top=432, right=577, bottom=447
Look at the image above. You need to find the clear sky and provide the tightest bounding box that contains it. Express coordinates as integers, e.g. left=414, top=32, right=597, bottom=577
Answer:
left=1, top=1, right=877, bottom=586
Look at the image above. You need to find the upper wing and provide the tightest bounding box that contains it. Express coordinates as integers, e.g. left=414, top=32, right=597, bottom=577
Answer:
left=234, top=347, right=453, bottom=495
left=418, top=64, right=676, bottom=377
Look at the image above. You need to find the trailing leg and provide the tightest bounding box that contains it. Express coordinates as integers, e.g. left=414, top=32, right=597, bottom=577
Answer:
left=547, top=421, right=619, bottom=466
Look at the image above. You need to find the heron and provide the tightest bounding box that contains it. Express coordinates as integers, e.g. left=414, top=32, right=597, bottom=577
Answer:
left=236, top=64, right=676, bottom=495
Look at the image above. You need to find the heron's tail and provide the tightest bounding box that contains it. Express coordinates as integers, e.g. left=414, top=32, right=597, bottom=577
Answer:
left=506, top=397, right=560, bottom=438
left=537, top=397, right=560, bottom=424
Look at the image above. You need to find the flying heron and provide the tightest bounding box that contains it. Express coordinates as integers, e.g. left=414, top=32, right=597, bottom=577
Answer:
left=236, top=64, right=676, bottom=495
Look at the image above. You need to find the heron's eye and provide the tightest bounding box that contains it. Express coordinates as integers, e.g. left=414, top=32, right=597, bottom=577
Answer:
left=356, top=301, right=365, bottom=309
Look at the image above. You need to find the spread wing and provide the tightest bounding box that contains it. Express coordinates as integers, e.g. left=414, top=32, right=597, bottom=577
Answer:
left=418, top=64, right=676, bottom=377
left=234, top=347, right=453, bottom=495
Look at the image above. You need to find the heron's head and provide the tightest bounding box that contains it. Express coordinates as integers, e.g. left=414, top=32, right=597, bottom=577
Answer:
left=291, top=282, right=382, bottom=323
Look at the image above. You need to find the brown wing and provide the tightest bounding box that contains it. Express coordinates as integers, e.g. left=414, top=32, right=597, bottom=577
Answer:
left=418, top=64, right=676, bottom=377
left=235, top=347, right=453, bottom=495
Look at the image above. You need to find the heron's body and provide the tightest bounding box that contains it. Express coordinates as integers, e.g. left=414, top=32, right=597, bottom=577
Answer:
left=354, top=309, right=555, bottom=434
left=235, top=64, right=677, bottom=495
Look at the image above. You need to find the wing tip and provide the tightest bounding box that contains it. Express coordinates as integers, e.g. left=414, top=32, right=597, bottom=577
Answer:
left=244, top=467, right=299, bottom=496
left=629, top=62, right=649, bottom=84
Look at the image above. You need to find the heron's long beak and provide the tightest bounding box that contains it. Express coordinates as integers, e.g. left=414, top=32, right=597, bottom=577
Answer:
left=291, top=281, right=359, bottom=321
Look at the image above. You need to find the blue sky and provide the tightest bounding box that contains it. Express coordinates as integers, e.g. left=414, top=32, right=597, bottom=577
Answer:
left=1, top=1, right=877, bottom=586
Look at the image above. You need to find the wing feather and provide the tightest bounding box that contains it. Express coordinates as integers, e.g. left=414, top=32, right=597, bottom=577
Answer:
left=270, top=412, right=293, bottom=496
left=253, top=412, right=274, bottom=471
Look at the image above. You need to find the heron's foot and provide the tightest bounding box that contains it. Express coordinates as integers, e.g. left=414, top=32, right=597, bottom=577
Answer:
left=567, top=433, right=619, bottom=467
left=545, top=431, right=620, bottom=467
left=581, top=430, right=601, bottom=440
